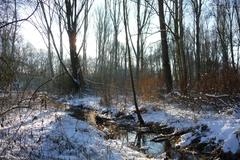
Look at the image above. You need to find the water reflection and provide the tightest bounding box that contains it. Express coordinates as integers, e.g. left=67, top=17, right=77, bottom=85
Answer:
left=117, top=131, right=166, bottom=157
left=69, top=108, right=166, bottom=157
left=68, top=108, right=208, bottom=159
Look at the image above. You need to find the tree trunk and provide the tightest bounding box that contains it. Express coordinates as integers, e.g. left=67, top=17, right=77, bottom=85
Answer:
left=123, top=0, right=144, bottom=125
left=65, top=0, right=85, bottom=90
left=179, top=0, right=188, bottom=94
left=158, top=0, right=173, bottom=93
left=192, top=0, right=202, bottom=84
left=68, top=31, right=84, bottom=89
left=228, top=5, right=235, bottom=71
left=174, top=0, right=188, bottom=94
left=195, top=12, right=201, bottom=84
left=58, top=8, right=63, bottom=74
left=196, top=16, right=200, bottom=82
left=47, top=29, right=54, bottom=77
left=136, top=0, right=141, bottom=80
left=216, top=2, right=228, bottom=70
left=83, top=0, right=88, bottom=74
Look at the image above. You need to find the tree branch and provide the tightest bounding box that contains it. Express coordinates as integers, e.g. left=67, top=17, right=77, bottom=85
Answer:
left=0, top=2, right=39, bottom=29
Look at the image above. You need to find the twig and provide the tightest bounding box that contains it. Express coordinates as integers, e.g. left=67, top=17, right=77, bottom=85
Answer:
left=0, top=2, right=39, bottom=29
left=0, top=73, right=64, bottom=117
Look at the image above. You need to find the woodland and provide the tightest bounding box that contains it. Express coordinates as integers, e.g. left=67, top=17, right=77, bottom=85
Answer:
left=0, top=0, right=240, bottom=159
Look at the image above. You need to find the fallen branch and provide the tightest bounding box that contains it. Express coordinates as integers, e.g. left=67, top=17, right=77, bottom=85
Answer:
left=205, top=94, right=229, bottom=98
left=151, top=127, right=194, bottom=142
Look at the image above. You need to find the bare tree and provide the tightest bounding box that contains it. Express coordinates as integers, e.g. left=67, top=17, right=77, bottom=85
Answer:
left=0, top=1, right=39, bottom=29
left=234, top=0, right=240, bottom=70
left=123, top=0, right=144, bottom=125
left=234, top=0, right=240, bottom=39
left=126, top=0, right=152, bottom=80
left=179, top=0, right=188, bottom=94
left=95, top=0, right=111, bottom=75
left=191, top=0, right=203, bottom=84
left=226, top=0, right=236, bottom=71
left=82, top=0, right=88, bottom=74
left=55, top=0, right=64, bottom=74
left=38, top=0, right=82, bottom=92
left=173, top=0, right=188, bottom=94
left=10, top=0, right=18, bottom=57
left=38, top=0, right=55, bottom=77
left=108, top=0, right=121, bottom=73
left=157, top=0, right=173, bottom=93
left=215, top=0, right=229, bottom=70
left=64, top=0, right=86, bottom=90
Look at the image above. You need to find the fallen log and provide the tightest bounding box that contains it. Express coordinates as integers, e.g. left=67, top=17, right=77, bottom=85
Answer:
left=151, top=127, right=196, bottom=142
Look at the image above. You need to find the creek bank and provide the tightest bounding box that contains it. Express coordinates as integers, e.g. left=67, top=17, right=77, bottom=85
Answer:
left=67, top=104, right=219, bottom=159
left=62, top=95, right=240, bottom=159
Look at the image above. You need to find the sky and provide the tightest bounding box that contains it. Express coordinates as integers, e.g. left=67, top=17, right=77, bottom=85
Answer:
left=20, top=0, right=161, bottom=59
left=20, top=0, right=100, bottom=58
left=21, top=22, right=46, bottom=49
left=19, top=0, right=222, bottom=61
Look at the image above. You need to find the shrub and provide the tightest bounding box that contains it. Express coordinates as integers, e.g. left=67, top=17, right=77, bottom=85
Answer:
left=138, top=73, right=165, bottom=100
left=199, top=68, right=240, bottom=94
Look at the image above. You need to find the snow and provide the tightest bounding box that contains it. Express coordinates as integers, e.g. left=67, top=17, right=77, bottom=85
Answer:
left=65, top=96, right=101, bottom=109
left=223, top=133, right=240, bottom=153
left=65, top=96, right=129, bottom=118
left=0, top=107, right=149, bottom=160
left=141, top=103, right=240, bottom=154
left=200, top=117, right=240, bottom=153
left=1, top=95, right=240, bottom=159
left=143, top=111, right=194, bottom=129
left=176, top=132, right=195, bottom=147
left=63, top=96, right=240, bottom=154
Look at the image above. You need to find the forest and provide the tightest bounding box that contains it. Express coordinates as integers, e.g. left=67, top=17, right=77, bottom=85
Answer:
left=0, top=0, right=240, bottom=159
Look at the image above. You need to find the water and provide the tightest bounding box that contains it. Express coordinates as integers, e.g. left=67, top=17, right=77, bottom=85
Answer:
left=68, top=108, right=211, bottom=159
left=69, top=108, right=167, bottom=157
left=122, top=131, right=166, bottom=156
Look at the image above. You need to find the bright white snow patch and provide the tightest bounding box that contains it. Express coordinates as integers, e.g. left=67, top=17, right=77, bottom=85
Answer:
left=138, top=101, right=240, bottom=154
left=0, top=108, right=149, bottom=160
left=200, top=118, right=240, bottom=153
left=65, top=96, right=101, bottom=109
left=59, top=96, right=240, bottom=154
left=176, top=133, right=196, bottom=147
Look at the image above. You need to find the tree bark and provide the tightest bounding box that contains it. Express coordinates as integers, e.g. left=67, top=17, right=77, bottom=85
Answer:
left=158, top=0, right=173, bottom=93
left=179, top=0, right=188, bottom=94
left=136, top=0, right=141, bottom=80
left=65, top=0, right=85, bottom=90
left=174, top=0, right=188, bottom=94
left=123, top=0, right=144, bottom=125
left=191, top=0, right=202, bottom=84
left=83, top=0, right=88, bottom=74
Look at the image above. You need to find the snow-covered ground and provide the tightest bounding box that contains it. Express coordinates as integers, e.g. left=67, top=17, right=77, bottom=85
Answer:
left=141, top=103, right=240, bottom=154
left=65, top=96, right=240, bottom=155
left=59, top=96, right=102, bottom=110
left=1, top=95, right=240, bottom=159
left=0, top=107, right=150, bottom=160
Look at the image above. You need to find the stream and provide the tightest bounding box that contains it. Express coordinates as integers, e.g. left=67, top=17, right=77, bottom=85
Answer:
left=67, top=107, right=210, bottom=159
